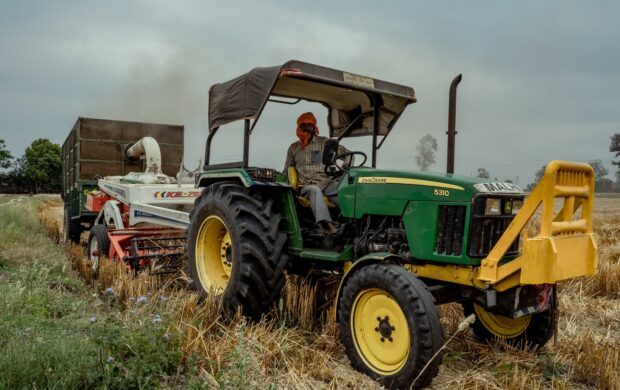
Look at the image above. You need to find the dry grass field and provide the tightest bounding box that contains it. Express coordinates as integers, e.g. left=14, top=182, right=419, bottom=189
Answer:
left=18, top=196, right=620, bottom=388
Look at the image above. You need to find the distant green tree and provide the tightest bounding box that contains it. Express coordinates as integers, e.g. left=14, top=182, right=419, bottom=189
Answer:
left=610, top=134, right=620, bottom=190
left=0, top=139, right=12, bottom=170
left=415, top=134, right=437, bottom=172
left=525, top=165, right=546, bottom=192
left=476, top=168, right=490, bottom=179
left=588, top=159, right=608, bottom=180
left=533, top=165, right=546, bottom=182
left=595, top=178, right=614, bottom=193
left=611, top=134, right=620, bottom=162
left=20, top=139, right=62, bottom=193
left=589, top=159, right=613, bottom=193
left=6, top=156, right=27, bottom=188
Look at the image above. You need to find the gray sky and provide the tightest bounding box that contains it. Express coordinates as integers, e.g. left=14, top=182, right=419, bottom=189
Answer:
left=1, top=1, right=618, bottom=185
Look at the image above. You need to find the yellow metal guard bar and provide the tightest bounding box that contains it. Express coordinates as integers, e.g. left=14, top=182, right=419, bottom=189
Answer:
left=478, top=160, right=597, bottom=287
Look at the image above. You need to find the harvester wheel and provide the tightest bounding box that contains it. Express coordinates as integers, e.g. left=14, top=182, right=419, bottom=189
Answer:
left=461, top=290, right=556, bottom=349
left=63, top=206, right=82, bottom=244
left=338, top=263, right=443, bottom=389
left=186, top=182, right=287, bottom=320
left=88, top=224, right=110, bottom=275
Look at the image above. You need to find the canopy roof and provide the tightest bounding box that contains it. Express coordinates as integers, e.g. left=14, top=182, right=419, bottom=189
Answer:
left=208, top=60, right=416, bottom=138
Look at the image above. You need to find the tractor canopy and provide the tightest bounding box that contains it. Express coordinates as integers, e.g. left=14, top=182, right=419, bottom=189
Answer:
left=208, top=60, right=417, bottom=139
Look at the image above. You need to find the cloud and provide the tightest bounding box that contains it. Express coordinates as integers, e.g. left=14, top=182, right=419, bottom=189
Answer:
left=0, top=0, right=618, bottom=185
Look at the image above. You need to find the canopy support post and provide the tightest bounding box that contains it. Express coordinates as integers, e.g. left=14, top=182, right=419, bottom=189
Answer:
left=372, top=95, right=379, bottom=168
left=204, top=128, right=219, bottom=167
left=243, top=119, right=250, bottom=167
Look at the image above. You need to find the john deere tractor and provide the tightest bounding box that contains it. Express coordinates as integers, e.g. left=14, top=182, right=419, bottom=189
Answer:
left=186, top=60, right=597, bottom=388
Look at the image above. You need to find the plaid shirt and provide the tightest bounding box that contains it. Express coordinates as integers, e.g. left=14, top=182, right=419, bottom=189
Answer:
left=283, top=136, right=351, bottom=189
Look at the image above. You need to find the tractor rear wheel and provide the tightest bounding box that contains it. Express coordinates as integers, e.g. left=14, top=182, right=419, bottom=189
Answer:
left=461, top=290, right=556, bottom=349
left=338, top=263, right=443, bottom=389
left=88, top=224, right=110, bottom=276
left=186, top=182, right=287, bottom=320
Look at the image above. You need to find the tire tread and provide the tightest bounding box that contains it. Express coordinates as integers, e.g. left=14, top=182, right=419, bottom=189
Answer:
left=186, top=182, right=288, bottom=319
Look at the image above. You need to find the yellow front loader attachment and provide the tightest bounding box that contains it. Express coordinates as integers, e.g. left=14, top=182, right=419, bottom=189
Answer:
left=478, top=160, right=597, bottom=290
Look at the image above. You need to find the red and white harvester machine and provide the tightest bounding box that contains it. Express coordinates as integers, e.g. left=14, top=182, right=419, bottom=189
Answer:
left=63, top=119, right=201, bottom=275
left=86, top=136, right=200, bottom=274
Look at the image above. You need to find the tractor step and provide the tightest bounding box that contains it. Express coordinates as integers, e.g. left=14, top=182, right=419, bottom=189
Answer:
left=298, top=245, right=354, bottom=261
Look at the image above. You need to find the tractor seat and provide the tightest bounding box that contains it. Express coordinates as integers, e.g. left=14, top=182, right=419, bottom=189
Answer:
left=287, top=167, right=337, bottom=208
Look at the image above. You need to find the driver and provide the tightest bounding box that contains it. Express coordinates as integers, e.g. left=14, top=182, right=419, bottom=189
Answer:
left=284, top=112, right=351, bottom=234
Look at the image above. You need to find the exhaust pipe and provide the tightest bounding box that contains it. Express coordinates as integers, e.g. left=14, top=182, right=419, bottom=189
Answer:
left=125, top=136, right=162, bottom=175
left=447, top=74, right=462, bottom=174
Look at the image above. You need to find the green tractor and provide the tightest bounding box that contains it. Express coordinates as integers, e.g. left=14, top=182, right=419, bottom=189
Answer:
left=186, top=61, right=597, bottom=388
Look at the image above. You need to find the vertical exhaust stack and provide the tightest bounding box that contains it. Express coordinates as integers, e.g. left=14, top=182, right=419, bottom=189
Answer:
left=447, top=74, right=462, bottom=174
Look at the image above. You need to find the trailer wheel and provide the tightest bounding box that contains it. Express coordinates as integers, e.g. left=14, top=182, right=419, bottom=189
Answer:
left=63, top=206, right=82, bottom=244
left=186, top=182, right=287, bottom=319
left=338, top=263, right=443, bottom=389
left=461, top=290, right=556, bottom=349
left=88, top=224, right=110, bottom=275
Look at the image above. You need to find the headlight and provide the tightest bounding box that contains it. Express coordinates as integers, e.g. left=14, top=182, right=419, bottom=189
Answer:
left=485, top=198, right=501, bottom=216
left=512, top=199, right=524, bottom=215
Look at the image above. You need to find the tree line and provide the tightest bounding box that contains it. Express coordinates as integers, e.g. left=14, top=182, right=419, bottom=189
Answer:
left=415, top=133, right=620, bottom=193
left=478, top=134, right=620, bottom=192
left=0, top=138, right=62, bottom=194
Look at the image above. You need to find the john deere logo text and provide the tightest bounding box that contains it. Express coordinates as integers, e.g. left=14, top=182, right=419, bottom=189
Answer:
left=356, top=177, right=464, bottom=190
left=359, top=177, right=387, bottom=184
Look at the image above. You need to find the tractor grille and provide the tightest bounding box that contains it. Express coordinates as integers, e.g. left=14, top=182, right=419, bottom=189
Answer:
left=467, top=196, right=521, bottom=258
left=435, top=205, right=466, bottom=256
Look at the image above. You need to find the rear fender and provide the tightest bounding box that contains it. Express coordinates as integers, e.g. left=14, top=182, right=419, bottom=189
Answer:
left=196, top=170, right=253, bottom=188
left=196, top=168, right=292, bottom=189
left=195, top=173, right=304, bottom=253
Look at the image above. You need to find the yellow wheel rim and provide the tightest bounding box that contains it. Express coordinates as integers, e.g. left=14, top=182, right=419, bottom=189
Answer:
left=351, top=288, right=410, bottom=374
left=195, top=215, right=232, bottom=292
left=474, top=304, right=531, bottom=338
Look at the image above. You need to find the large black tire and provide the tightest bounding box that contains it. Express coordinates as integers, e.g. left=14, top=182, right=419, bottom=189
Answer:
left=63, top=207, right=82, bottom=244
left=338, top=263, right=443, bottom=389
left=88, top=224, right=110, bottom=275
left=186, top=182, right=288, bottom=320
left=461, top=288, right=556, bottom=349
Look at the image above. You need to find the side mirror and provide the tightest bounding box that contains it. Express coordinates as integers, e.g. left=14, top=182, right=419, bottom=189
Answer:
left=322, top=139, right=339, bottom=165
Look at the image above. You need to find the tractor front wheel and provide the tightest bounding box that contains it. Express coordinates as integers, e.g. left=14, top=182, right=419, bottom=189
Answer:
left=338, top=263, right=443, bottom=389
left=186, top=182, right=288, bottom=320
left=461, top=290, right=556, bottom=349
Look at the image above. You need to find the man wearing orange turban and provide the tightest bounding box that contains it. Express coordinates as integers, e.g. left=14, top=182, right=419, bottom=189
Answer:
left=284, top=112, right=351, bottom=234
left=294, top=112, right=320, bottom=149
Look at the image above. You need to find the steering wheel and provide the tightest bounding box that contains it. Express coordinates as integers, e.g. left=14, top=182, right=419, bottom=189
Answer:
left=324, top=151, right=367, bottom=175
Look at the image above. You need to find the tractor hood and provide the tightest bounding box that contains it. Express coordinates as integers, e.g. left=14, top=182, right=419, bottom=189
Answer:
left=339, top=167, right=524, bottom=218
left=352, top=168, right=523, bottom=196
